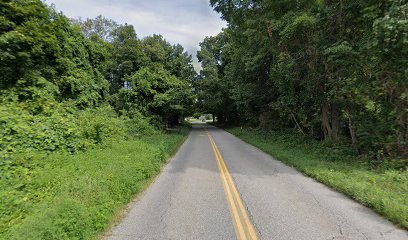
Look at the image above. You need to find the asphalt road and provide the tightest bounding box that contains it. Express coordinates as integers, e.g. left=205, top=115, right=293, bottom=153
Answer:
left=106, top=123, right=407, bottom=240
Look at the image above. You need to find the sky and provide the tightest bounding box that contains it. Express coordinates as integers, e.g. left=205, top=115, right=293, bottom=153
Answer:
left=44, top=0, right=227, bottom=71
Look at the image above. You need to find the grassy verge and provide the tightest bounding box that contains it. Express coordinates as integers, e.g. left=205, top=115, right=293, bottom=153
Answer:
left=0, top=127, right=189, bottom=240
left=226, top=127, right=407, bottom=229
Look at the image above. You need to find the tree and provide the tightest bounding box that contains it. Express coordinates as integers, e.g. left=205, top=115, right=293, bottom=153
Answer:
left=119, top=67, right=194, bottom=126
left=200, top=0, right=408, bottom=156
left=0, top=0, right=108, bottom=108
left=72, top=15, right=119, bottom=42
left=196, top=32, right=237, bottom=123
left=107, top=24, right=147, bottom=94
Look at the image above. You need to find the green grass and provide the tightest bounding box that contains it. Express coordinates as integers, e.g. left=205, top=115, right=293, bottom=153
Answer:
left=226, top=127, right=408, bottom=230
left=0, top=127, right=189, bottom=240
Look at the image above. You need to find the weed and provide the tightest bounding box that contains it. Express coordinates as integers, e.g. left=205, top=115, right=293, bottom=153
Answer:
left=0, top=128, right=189, bottom=240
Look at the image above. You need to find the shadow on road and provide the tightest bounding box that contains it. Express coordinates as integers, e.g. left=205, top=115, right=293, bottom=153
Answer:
left=168, top=122, right=296, bottom=177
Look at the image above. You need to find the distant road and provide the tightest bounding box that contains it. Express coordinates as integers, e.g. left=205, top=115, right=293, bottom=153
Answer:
left=106, top=124, right=407, bottom=240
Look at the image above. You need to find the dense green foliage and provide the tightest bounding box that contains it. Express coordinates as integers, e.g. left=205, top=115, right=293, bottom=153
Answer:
left=198, top=0, right=408, bottom=157
left=0, top=0, right=195, bottom=158
left=1, top=0, right=194, bottom=238
left=227, top=127, right=408, bottom=229
left=1, top=128, right=189, bottom=239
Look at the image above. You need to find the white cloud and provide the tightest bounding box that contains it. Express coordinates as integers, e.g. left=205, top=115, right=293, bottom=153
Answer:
left=44, top=0, right=227, bottom=71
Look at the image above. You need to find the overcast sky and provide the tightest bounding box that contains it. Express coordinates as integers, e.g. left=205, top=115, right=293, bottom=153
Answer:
left=44, top=0, right=226, bottom=71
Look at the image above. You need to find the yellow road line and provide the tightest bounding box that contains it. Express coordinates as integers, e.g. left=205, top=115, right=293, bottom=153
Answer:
left=211, top=136, right=258, bottom=240
left=208, top=134, right=246, bottom=239
left=207, top=131, right=258, bottom=240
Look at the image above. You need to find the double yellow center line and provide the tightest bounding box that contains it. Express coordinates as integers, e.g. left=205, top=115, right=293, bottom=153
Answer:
left=207, top=131, right=258, bottom=240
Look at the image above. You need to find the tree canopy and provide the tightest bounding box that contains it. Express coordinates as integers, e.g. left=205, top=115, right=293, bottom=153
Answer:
left=197, top=0, right=408, bottom=157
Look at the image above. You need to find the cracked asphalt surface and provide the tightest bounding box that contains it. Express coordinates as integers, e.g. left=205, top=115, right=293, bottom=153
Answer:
left=106, top=124, right=408, bottom=240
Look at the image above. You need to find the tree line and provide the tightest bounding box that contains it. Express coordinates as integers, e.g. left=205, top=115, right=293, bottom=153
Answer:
left=0, top=0, right=195, bottom=156
left=197, top=0, right=408, bottom=157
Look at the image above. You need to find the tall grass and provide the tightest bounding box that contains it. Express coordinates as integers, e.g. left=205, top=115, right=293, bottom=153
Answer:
left=0, top=128, right=189, bottom=240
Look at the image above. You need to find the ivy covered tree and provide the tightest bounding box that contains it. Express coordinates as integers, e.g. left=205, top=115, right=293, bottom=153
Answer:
left=0, top=0, right=108, bottom=109
left=0, top=0, right=196, bottom=159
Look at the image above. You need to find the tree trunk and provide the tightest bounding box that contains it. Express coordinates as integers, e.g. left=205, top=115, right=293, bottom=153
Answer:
left=291, top=113, right=305, bottom=136
left=321, top=99, right=332, bottom=140
left=331, top=103, right=339, bottom=140
left=346, top=108, right=358, bottom=153
left=397, top=98, right=408, bottom=156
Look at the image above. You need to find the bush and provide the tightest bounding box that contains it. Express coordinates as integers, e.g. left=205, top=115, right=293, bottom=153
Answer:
left=0, top=129, right=189, bottom=239
left=0, top=101, right=157, bottom=159
left=0, top=100, right=83, bottom=156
